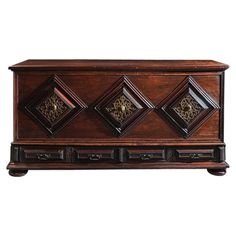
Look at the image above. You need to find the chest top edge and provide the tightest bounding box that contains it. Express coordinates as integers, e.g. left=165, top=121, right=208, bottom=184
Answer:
left=9, top=59, right=229, bottom=72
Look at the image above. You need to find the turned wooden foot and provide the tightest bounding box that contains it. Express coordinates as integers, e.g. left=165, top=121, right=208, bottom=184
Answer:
left=207, top=168, right=226, bottom=176
left=9, top=169, right=28, bottom=177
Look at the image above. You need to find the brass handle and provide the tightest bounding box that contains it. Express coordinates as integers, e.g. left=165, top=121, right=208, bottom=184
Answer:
left=189, top=153, right=200, bottom=159
left=140, top=154, right=151, bottom=161
left=89, top=154, right=102, bottom=161
left=37, top=153, right=50, bottom=160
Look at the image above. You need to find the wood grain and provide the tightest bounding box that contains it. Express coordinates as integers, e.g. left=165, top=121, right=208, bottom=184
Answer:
left=8, top=60, right=229, bottom=176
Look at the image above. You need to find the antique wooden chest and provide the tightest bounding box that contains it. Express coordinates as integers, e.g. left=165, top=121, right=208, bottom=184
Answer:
left=7, top=60, right=229, bottom=176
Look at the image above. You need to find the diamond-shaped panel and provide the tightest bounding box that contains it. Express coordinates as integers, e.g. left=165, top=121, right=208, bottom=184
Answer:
left=94, top=76, right=154, bottom=136
left=23, top=74, right=87, bottom=135
left=157, top=76, right=220, bottom=138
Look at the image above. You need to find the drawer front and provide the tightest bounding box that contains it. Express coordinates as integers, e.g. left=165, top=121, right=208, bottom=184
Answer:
left=20, top=147, right=66, bottom=162
left=73, top=148, right=116, bottom=163
left=174, top=149, right=215, bottom=162
left=126, top=149, right=165, bottom=162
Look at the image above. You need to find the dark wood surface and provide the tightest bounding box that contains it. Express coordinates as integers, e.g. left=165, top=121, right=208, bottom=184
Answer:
left=8, top=60, right=229, bottom=176
left=15, top=73, right=221, bottom=142
left=9, top=60, right=229, bottom=72
left=8, top=161, right=229, bottom=170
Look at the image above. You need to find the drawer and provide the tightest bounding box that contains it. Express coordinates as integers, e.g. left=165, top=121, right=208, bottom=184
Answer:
left=174, top=149, right=215, bottom=162
left=20, top=147, right=66, bottom=162
left=126, top=149, right=165, bottom=162
left=73, top=148, right=116, bottom=163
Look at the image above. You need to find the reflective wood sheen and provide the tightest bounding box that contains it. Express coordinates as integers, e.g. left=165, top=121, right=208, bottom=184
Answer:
left=7, top=60, right=229, bottom=176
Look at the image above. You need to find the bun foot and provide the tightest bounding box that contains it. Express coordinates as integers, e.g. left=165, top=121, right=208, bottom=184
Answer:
left=9, top=169, right=28, bottom=177
left=207, top=168, right=226, bottom=176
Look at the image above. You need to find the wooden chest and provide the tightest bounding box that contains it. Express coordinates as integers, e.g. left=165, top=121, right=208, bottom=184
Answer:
left=7, top=60, right=229, bottom=176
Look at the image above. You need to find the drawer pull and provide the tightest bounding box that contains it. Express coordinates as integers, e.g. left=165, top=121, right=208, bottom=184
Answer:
left=37, top=154, right=50, bottom=160
left=89, top=154, right=102, bottom=161
left=140, top=154, right=152, bottom=161
left=189, top=153, right=200, bottom=159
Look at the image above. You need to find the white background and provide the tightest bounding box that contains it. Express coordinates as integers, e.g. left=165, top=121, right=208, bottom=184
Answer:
left=0, top=0, right=235, bottom=235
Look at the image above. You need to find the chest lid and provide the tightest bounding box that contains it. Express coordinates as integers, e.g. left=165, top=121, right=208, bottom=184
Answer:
left=9, top=59, right=229, bottom=72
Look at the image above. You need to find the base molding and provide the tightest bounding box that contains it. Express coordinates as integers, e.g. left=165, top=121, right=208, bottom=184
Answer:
left=8, top=144, right=229, bottom=176
left=7, top=161, right=229, bottom=176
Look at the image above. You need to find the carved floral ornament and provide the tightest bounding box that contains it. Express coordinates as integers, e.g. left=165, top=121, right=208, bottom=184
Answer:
left=105, top=95, right=137, bottom=123
left=173, top=94, right=203, bottom=123
left=36, top=93, right=69, bottom=123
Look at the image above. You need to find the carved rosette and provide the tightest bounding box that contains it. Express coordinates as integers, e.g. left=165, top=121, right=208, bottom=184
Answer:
left=173, top=94, right=202, bottom=123
left=94, top=76, right=154, bottom=136
left=36, top=93, right=69, bottom=123
left=105, top=95, right=137, bottom=123
left=157, top=76, right=220, bottom=138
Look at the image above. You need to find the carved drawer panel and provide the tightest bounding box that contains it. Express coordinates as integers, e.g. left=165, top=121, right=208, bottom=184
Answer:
left=20, top=146, right=66, bottom=162
left=126, top=149, right=165, bottom=162
left=72, top=148, right=117, bottom=163
left=171, top=148, right=215, bottom=162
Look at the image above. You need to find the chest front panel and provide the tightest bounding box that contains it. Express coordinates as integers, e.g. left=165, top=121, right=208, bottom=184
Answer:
left=15, top=72, right=222, bottom=143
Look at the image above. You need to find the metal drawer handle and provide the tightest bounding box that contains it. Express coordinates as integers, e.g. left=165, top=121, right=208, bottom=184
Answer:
left=37, top=153, right=50, bottom=160
left=140, top=154, right=151, bottom=161
left=189, top=153, right=200, bottom=159
left=89, top=154, right=102, bottom=161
